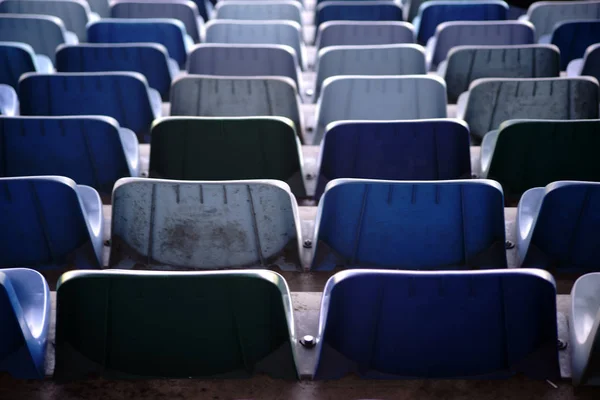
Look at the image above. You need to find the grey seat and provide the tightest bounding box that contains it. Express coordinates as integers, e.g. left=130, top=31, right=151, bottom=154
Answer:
left=88, top=0, right=109, bottom=17
left=315, top=21, right=415, bottom=50
left=523, top=0, right=600, bottom=42
left=215, top=1, right=303, bottom=25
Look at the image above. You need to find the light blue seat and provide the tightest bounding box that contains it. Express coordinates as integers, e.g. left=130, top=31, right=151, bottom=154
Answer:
left=311, top=179, right=506, bottom=271
left=0, top=176, right=103, bottom=269
left=215, top=1, right=302, bottom=25
left=440, top=44, right=560, bottom=103
left=568, top=43, right=600, bottom=84
left=0, top=14, right=76, bottom=67
left=414, top=0, right=509, bottom=45
left=314, top=44, right=427, bottom=101
left=18, top=72, right=161, bottom=143
left=522, top=0, right=600, bottom=42
left=314, top=269, right=559, bottom=379
left=0, top=84, right=18, bottom=116
left=550, top=20, right=600, bottom=70
left=0, top=268, right=50, bottom=379
left=517, top=181, right=600, bottom=272
left=110, top=0, right=204, bottom=43
left=316, top=2, right=404, bottom=27
left=0, top=0, right=95, bottom=41
left=56, top=43, right=176, bottom=101
left=87, top=18, right=192, bottom=69
left=0, top=116, right=139, bottom=195
left=314, top=75, right=447, bottom=144
left=428, top=21, right=534, bottom=70
left=110, top=178, right=302, bottom=270
left=316, top=21, right=415, bottom=50
left=315, top=119, right=471, bottom=199
left=205, top=20, right=306, bottom=70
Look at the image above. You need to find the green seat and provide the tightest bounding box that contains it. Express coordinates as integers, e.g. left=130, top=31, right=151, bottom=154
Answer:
left=481, top=119, right=600, bottom=200
left=150, top=117, right=307, bottom=198
left=54, top=270, right=298, bottom=380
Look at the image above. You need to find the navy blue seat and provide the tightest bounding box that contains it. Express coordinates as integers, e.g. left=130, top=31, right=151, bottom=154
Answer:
left=0, top=116, right=139, bottom=195
left=568, top=43, right=600, bottom=83
left=314, top=269, right=560, bottom=380
left=315, top=120, right=471, bottom=199
left=0, top=42, right=38, bottom=90
left=0, top=268, right=50, bottom=379
left=316, top=2, right=403, bottom=27
left=311, top=179, right=506, bottom=271
left=0, top=176, right=103, bottom=270
left=550, top=20, right=600, bottom=70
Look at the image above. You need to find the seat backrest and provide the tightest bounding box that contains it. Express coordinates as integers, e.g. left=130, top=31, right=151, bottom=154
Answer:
left=315, top=119, right=471, bottom=199
left=150, top=117, right=306, bottom=197
left=110, top=0, right=203, bottom=42
left=0, top=176, right=97, bottom=268
left=487, top=120, right=600, bottom=197
left=316, top=21, right=415, bottom=50
left=432, top=21, right=534, bottom=68
left=110, top=178, right=301, bottom=270
left=87, top=19, right=188, bottom=68
left=0, top=15, right=67, bottom=64
left=88, top=0, right=109, bottom=17
left=55, top=270, right=297, bottom=379
left=527, top=0, right=600, bottom=40
left=464, top=77, right=600, bottom=142
left=582, top=44, right=600, bottom=83
left=315, top=44, right=426, bottom=98
left=444, top=44, right=560, bottom=103
left=0, top=42, right=36, bottom=89
left=416, top=0, right=508, bottom=44
left=311, top=179, right=506, bottom=270
left=314, top=269, right=559, bottom=379
left=316, top=2, right=404, bottom=27
left=216, top=1, right=302, bottom=25
left=315, top=75, right=447, bottom=144
left=0, top=116, right=133, bottom=194
left=19, top=72, right=155, bottom=143
left=551, top=20, right=600, bottom=70
left=56, top=43, right=173, bottom=101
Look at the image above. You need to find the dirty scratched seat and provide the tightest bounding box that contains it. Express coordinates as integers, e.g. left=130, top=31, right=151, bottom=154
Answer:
left=549, top=20, right=600, bottom=70
left=568, top=44, right=600, bottom=84
left=522, top=0, right=600, bottom=42
left=215, top=1, right=303, bottom=25
left=315, top=21, right=415, bottom=50
left=315, top=2, right=404, bottom=27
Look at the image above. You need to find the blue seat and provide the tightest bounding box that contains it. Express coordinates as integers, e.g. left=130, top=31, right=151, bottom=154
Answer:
left=524, top=0, right=600, bottom=42
left=0, top=42, right=42, bottom=90
left=0, top=116, right=139, bottom=195
left=568, top=43, right=600, bottom=84
left=550, top=20, right=600, bottom=70
left=315, top=120, right=471, bottom=199
left=0, top=84, right=18, bottom=116
left=314, top=269, right=559, bottom=379
left=316, top=2, right=403, bottom=27
left=0, top=176, right=103, bottom=270
left=0, top=268, right=50, bottom=379
left=414, top=0, right=509, bottom=45
left=517, top=181, right=600, bottom=272
left=18, top=72, right=160, bottom=143
left=87, top=19, right=191, bottom=69
left=56, top=43, right=175, bottom=101
left=311, top=179, right=506, bottom=271
left=216, top=1, right=303, bottom=25
left=316, top=21, right=415, bottom=50
left=110, top=0, right=204, bottom=43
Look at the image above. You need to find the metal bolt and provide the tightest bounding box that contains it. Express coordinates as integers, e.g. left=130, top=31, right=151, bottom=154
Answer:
left=305, top=173, right=314, bottom=180
left=303, top=239, right=312, bottom=249
left=505, top=240, right=515, bottom=249
left=558, top=339, right=567, bottom=350
left=300, top=335, right=315, bottom=348
left=104, top=240, right=111, bottom=246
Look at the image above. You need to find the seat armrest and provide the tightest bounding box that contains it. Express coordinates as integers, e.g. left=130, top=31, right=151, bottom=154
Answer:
left=76, top=185, right=104, bottom=266
left=436, top=60, right=448, bottom=78
left=148, top=88, right=163, bottom=118
left=479, top=129, right=499, bottom=177
left=0, top=84, right=18, bottom=116
left=455, top=91, right=469, bottom=120
left=425, top=36, right=436, bottom=71
left=167, top=58, right=181, bottom=80
left=566, top=59, right=584, bottom=77
left=118, top=127, right=140, bottom=177
left=538, top=34, right=552, bottom=44
left=515, top=186, right=545, bottom=266
left=34, top=55, right=54, bottom=73
left=64, top=31, right=79, bottom=45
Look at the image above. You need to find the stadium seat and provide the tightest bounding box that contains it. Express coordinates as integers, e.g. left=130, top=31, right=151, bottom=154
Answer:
left=54, top=269, right=298, bottom=379
left=87, top=19, right=192, bottom=69
left=570, top=272, right=600, bottom=386
left=149, top=117, right=307, bottom=197
left=56, top=43, right=176, bottom=101
left=111, top=0, right=204, bottom=43
left=18, top=72, right=160, bottom=143
left=315, top=2, right=404, bottom=27
left=314, top=269, right=559, bottom=380
left=87, top=0, right=109, bottom=17
left=0, top=84, right=18, bottom=116
left=315, top=119, right=471, bottom=199
left=314, top=75, right=447, bottom=144
left=205, top=20, right=306, bottom=70
left=314, top=44, right=427, bottom=100
left=522, top=0, right=600, bottom=42
left=0, top=42, right=48, bottom=90
left=568, top=43, right=600, bottom=84
left=311, top=179, right=506, bottom=270
left=170, top=75, right=304, bottom=142
left=428, top=21, right=535, bottom=70
left=110, top=178, right=302, bottom=270
left=0, top=15, right=76, bottom=67
left=0, top=176, right=103, bottom=269
left=0, top=116, right=139, bottom=195
left=516, top=181, right=600, bottom=272
left=215, top=1, right=303, bottom=25
left=549, top=20, right=600, bottom=70
left=0, top=268, right=50, bottom=379
left=440, top=44, right=560, bottom=103
left=414, top=0, right=509, bottom=45
left=459, top=77, right=600, bottom=144
left=315, top=21, right=415, bottom=50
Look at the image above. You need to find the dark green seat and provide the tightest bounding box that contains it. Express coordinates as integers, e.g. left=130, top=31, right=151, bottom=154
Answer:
left=150, top=117, right=307, bottom=198
left=481, top=119, right=600, bottom=200
left=54, top=270, right=298, bottom=380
